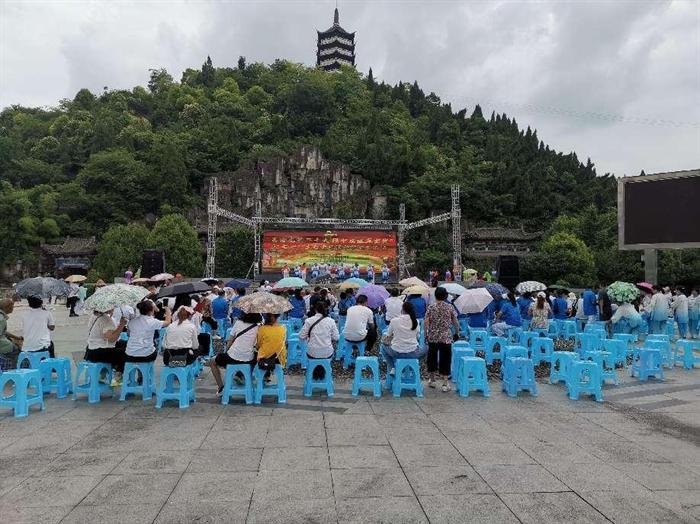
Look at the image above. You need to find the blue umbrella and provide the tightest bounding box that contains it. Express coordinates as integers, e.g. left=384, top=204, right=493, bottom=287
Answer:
left=273, top=277, right=309, bottom=290
left=225, top=278, right=253, bottom=289
left=344, top=277, right=370, bottom=288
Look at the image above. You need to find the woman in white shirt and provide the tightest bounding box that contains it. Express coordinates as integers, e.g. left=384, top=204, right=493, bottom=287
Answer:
left=22, top=296, right=55, bottom=357
left=209, top=312, right=261, bottom=396
left=85, top=309, right=128, bottom=385
left=688, top=289, right=699, bottom=339
left=300, top=302, right=339, bottom=379
left=125, top=300, right=171, bottom=363
left=383, top=301, right=426, bottom=375
left=163, top=307, right=199, bottom=367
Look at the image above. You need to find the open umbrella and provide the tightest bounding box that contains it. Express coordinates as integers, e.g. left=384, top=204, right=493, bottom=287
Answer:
left=84, top=283, right=149, bottom=313
left=636, top=282, right=654, bottom=294
left=515, top=281, right=547, bottom=294
left=150, top=273, right=174, bottom=282
left=273, top=277, right=309, bottom=290
left=343, top=277, right=370, bottom=288
left=235, top=291, right=292, bottom=314
left=483, top=282, right=509, bottom=300
left=157, top=281, right=211, bottom=298
left=14, top=277, right=70, bottom=299
left=402, top=285, right=430, bottom=296
left=454, top=288, right=494, bottom=314
left=441, top=282, right=467, bottom=296
left=339, top=281, right=362, bottom=290
left=64, top=274, right=87, bottom=283
left=225, top=278, right=253, bottom=289
left=399, top=276, right=428, bottom=288
left=357, top=284, right=390, bottom=309
left=547, top=284, right=569, bottom=291
left=131, top=277, right=150, bottom=284
left=201, top=277, right=219, bottom=285
left=607, top=281, right=640, bottom=304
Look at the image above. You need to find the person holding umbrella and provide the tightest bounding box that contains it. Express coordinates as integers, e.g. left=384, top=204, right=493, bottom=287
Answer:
left=85, top=309, right=128, bottom=386
left=21, top=295, right=55, bottom=358
left=424, top=287, right=461, bottom=392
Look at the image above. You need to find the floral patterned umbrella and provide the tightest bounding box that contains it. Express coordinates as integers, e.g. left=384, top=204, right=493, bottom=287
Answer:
left=607, top=281, right=640, bottom=304
left=515, top=281, right=547, bottom=294
left=84, top=283, right=150, bottom=313
left=235, top=291, right=292, bottom=314
left=467, top=280, right=509, bottom=300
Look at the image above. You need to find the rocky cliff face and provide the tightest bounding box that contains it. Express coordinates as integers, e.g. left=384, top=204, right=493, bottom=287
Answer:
left=215, top=146, right=385, bottom=219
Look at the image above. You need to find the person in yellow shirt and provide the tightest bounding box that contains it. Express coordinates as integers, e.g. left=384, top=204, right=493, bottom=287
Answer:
left=256, top=314, right=287, bottom=368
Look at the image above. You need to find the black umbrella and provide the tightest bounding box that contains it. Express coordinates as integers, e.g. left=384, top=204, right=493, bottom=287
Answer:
left=157, top=281, right=211, bottom=298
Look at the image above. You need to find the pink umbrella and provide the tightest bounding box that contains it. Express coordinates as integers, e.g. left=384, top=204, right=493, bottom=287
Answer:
left=150, top=273, right=175, bottom=282
left=636, top=282, right=654, bottom=294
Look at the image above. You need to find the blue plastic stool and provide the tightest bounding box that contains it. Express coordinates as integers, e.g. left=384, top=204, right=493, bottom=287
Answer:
left=567, top=360, right=603, bottom=401
left=583, top=350, right=618, bottom=385
left=484, top=336, right=507, bottom=365
left=530, top=337, right=554, bottom=365
left=468, top=329, right=488, bottom=349
left=38, top=357, right=73, bottom=398
left=675, top=340, right=699, bottom=369
left=665, top=320, right=676, bottom=341
left=603, top=339, right=627, bottom=367
left=289, top=317, right=303, bottom=334
left=341, top=339, right=366, bottom=370
left=502, top=357, right=537, bottom=397
left=558, top=321, right=578, bottom=342
left=0, top=369, right=44, bottom=417
left=253, top=365, right=286, bottom=404
left=520, top=331, right=538, bottom=350
left=156, top=328, right=167, bottom=353
left=156, top=366, right=196, bottom=409
left=386, top=359, right=424, bottom=398
left=286, top=335, right=303, bottom=367
left=352, top=356, right=381, bottom=397
left=547, top=321, right=560, bottom=338
left=16, top=350, right=50, bottom=370
left=630, top=348, right=664, bottom=382
left=73, top=361, right=113, bottom=403
left=119, top=361, right=155, bottom=401
left=335, top=332, right=346, bottom=362
left=550, top=351, right=579, bottom=385
left=303, top=358, right=334, bottom=397
left=338, top=316, right=346, bottom=335
left=450, top=346, right=475, bottom=383
left=644, top=339, right=673, bottom=368
left=504, top=345, right=528, bottom=360
left=457, top=357, right=490, bottom=398
left=576, top=333, right=602, bottom=356
left=506, top=327, right=524, bottom=345
left=613, top=333, right=638, bottom=357
left=118, top=332, right=129, bottom=343
left=221, top=364, right=254, bottom=405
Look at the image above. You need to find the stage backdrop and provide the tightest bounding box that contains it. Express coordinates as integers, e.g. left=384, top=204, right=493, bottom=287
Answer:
left=262, top=230, right=397, bottom=272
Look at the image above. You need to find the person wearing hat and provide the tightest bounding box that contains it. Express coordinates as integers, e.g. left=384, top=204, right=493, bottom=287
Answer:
left=21, top=295, right=55, bottom=358
left=528, top=292, right=553, bottom=331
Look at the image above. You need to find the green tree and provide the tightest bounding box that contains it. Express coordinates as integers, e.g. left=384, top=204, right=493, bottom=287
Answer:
left=148, top=214, right=203, bottom=277
left=216, top=226, right=254, bottom=277
left=94, top=223, right=150, bottom=280
left=527, top=232, right=595, bottom=286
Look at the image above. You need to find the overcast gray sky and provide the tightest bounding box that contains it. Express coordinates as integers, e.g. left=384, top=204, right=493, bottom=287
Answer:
left=1, top=0, right=699, bottom=177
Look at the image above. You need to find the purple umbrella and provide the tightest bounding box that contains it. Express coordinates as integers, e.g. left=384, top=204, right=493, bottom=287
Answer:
left=358, top=285, right=390, bottom=309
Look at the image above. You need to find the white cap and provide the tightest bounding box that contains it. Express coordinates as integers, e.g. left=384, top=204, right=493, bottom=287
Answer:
left=501, top=293, right=509, bottom=299
left=537, top=291, right=546, bottom=298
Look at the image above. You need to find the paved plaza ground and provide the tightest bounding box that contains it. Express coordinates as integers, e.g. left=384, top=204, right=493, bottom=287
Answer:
left=1, top=305, right=699, bottom=523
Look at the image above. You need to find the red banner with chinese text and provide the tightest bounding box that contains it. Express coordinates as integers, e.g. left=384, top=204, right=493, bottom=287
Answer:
left=262, top=230, right=397, bottom=272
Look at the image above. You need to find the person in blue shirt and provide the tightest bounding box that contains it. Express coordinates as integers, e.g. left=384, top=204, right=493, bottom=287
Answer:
left=406, top=294, right=427, bottom=320
left=467, top=309, right=488, bottom=328
left=552, top=290, right=569, bottom=320
left=288, top=289, right=307, bottom=319
left=491, top=293, right=522, bottom=336
left=211, top=290, right=230, bottom=329
left=229, top=288, right=245, bottom=323
left=516, top=293, right=533, bottom=321
left=582, top=287, right=598, bottom=323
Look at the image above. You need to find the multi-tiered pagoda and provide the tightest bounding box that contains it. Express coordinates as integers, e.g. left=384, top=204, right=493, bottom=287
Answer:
left=316, top=8, right=355, bottom=71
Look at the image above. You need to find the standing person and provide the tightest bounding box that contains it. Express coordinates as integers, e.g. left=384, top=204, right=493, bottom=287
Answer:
left=343, top=295, right=377, bottom=351
left=688, top=289, right=700, bottom=339
left=210, top=312, right=260, bottom=396
left=552, top=290, right=569, bottom=320
left=424, top=287, right=460, bottom=392
left=85, top=309, right=128, bottom=386
left=125, top=301, right=171, bottom=363
left=648, top=286, right=669, bottom=334
left=366, top=264, right=374, bottom=283
left=0, top=298, right=23, bottom=370
left=445, top=268, right=452, bottom=282
left=381, top=264, right=390, bottom=283
left=21, top=295, right=55, bottom=357
left=582, top=287, right=598, bottom=324
left=383, top=288, right=404, bottom=324
left=598, top=285, right=613, bottom=335
left=76, top=283, right=87, bottom=316
left=383, top=301, right=425, bottom=375
left=67, top=282, right=80, bottom=317
left=516, top=292, right=533, bottom=323
left=528, top=292, right=552, bottom=331
left=162, top=307, right=198, bottom=367
left=282, top=264, right=290, bottom=279
left=671, top=287, right=689, bottom=339
left=124, top=267, right=134, bottom=284
left=300, top=302, right=339, bottom=379
left=406, top=293, right=427, bottom=320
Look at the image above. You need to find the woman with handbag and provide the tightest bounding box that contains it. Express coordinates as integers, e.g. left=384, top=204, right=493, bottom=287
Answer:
left=209, top=312, right=261, bottom=396
left=162, top=306, right=199, bottom=368
left=125, top=300, right=171, bottom=364
left=300, top=301, right=339, bottom=380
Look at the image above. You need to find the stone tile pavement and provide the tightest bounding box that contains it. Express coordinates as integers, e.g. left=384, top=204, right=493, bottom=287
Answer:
left=1, top=309, right=698, bottom=523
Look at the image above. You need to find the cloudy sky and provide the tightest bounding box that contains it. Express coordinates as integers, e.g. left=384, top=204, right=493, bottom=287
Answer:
left=1, top=0, right=698, bottom=176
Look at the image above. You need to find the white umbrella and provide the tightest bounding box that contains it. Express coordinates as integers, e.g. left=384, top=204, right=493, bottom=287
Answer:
left=441, top=282, right=467, bottom=296
left=399, top=276, right=428, bottom=288
left=454, top=288, right=493, bottom=314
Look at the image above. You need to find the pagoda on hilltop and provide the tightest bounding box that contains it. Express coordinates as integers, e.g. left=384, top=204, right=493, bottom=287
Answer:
left=316, top=7, right=355, bottom=71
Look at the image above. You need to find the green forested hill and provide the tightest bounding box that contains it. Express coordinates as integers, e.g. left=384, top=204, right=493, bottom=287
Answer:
left=1, top=58, right=697, bottom=285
